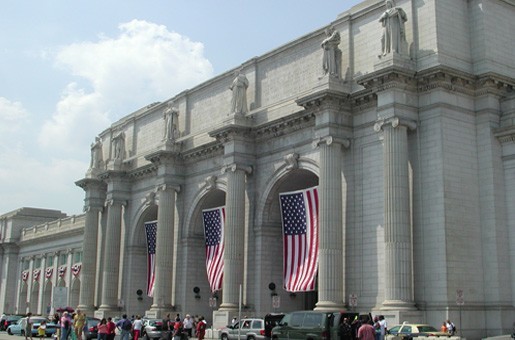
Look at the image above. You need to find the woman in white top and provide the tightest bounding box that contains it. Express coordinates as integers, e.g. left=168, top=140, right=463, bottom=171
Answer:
left=132, top=316, right=143, bottom=340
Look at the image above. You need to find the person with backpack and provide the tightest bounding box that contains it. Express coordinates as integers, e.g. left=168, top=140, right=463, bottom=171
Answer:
left=446, top=320, right=456, bottom=335
left=116, top=314, right=132, bottom=340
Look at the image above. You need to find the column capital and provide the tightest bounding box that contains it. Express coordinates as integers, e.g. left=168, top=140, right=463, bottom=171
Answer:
left=156, top=183, right=181, bottom=193
left=312, top=135, right=351, bottom=149
left=221, top=163, right=253, bottom=175
left=84, top=205, right=104, bottom=213
left=104, top=198, right=127, bottom=207
left=374, top=116, right=417, bottom=132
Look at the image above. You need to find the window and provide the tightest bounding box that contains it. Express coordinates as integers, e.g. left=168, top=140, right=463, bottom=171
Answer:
left=59, top=254, right=67, bottom=265
left=290, top=313, right=304, bottom=327
left=46, top=255, right=54, bottom=266
left=74, top=252, right=83, bottom=263
left=34, top=258, right=42, bottom=268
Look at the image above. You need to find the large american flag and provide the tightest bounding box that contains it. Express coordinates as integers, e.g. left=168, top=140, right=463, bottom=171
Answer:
left=144, top=221, right=157, bottom=297
left=279, top=186, right=319, bottom=292
left=202, top=207, right=225, bottom=292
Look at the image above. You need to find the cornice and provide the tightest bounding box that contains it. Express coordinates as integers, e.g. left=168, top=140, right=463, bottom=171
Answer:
left=126, top=163, right=158, bottom=180
left=181, top=141, right=224, bottom=163
left=253, top=109, right=316, bottom=142
left=209, top=123, right=253, bottom=144
left=494, top=126, right=515, bottom=144
left=357, top=64, right=418, bottom=93
left=296, top=88, right=351, bottom=112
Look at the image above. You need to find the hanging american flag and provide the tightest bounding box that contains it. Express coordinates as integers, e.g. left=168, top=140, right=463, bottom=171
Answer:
left=279, top=186, right=319, bottom=292
left=58, top=266, right=67, bottom=277
left=144, top=220, right=157, bottom=297
left=202, top=207, right=225, bottom=292
left=22, top=271, right=29, bottom=281
left=72, top=263, right=82, bottom=277
left=33, top=269, right=41, bottom=281
left=45, top=267, right=53, bottom=279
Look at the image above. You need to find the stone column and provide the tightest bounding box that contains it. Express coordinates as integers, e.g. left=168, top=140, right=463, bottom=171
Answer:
left=99, top=198, right=125, bottom=311
left=314, top=136, right=347, bottom=310
left=76, top=178, right=106, bottom=315
left=219, top=163, right=251, bottom=311
left=374, top=117, right=416, bottom=309
left=150, top=184, right=177, bottom=313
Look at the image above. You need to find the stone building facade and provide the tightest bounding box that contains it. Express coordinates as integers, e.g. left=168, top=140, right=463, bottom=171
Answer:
left=1, top=0, right=514, bottom=338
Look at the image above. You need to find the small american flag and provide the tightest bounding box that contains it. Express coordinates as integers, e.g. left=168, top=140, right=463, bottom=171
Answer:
left=279, top=186, right=319, bottom=292
left=58, top=266, right=67, bottom=277
left=202, top=207, right=225, bottom=292
left=45, top=267, right=53, bottom=279
left=144, top=221, right=157, bottom=297
left=22, top=271, right=29, bottom=281
left=72, top=263, right=82, bottom=277
left=33, top=269, right=41, bottom=281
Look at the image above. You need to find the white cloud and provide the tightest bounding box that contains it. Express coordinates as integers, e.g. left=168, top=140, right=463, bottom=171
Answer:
left=55, top=19, right=213, bottom=118
left=0, top=97, right=30, bottom=136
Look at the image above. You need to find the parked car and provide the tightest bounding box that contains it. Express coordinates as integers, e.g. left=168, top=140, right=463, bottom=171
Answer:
left=220, top=318, right=265, bottom=340
left=142, top=319, right=164, bottom=340
left=387, top=323, right=449, bottom=338
left=271, top=311, right=359, bottom=340
left=0, top=315, right=24, bottom=331
left=7, top=317, right=57, bottom=337
left=83, top=317, right=101, bottom=340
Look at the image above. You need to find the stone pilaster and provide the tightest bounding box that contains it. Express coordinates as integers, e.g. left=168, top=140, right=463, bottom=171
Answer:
left=313, top=136, right=349, bottom=311
left=150, top=184, right=179, bottom=314
left=76, top=177, right=106, bottom=315
left=219, top=163, right=252, bottom=311
left=374, top=117, right=416, bottom=309
left=98, top=198, right=125, bottom=312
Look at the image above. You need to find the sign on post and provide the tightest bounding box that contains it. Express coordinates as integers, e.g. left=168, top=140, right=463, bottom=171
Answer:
left=349, top=294, right=358, bottom=307
left=272, top=295, right=280, bottom=309
left=456, top=289, right=464, bottom=306
left=52, top=287, right=68, bottom=311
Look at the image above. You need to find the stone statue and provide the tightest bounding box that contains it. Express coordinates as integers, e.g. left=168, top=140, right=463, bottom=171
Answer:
left=229, top=70, right=249, bottom=114
left=90, top=136, right=103, bottom=169
left=163, top=102, right=179, bottom=141
left=379, top=0, right=408, bottom=57
left=321, top=26, right=341, bottom=78
left=112, top=132, right=125, bottom=161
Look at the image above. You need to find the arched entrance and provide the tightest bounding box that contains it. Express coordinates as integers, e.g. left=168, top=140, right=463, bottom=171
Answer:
left=70, top=278, right=80, bottom=309
left=258, top=168, right=319, bottom=312
left=42, top=280, right=52, bottom=315
left=30, top=281, right=39, bottom=313
left=18, top=282, right=28, bottom=314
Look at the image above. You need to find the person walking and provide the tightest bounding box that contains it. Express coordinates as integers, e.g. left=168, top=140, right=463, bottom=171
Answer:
left=106, top=318, right=116, bottom=340
left=60, top=312, right=72, bottom=340
left=24, top=313, right=33, bottom=340
left=195, top=317, right=206, bottom=340
left=97, top=319, right=108, bottom=340
left=37, top=320, right=46, bottom=339
left=116, top=315, right=132, bottom=340
left=132, top=316, right=143, bottom=340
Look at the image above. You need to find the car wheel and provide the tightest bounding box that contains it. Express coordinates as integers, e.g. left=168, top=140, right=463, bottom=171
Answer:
left=21, top=330, right=25, bottom=336
left=7, top=329, right=12, bottom=335
left=221, top=334, right=229, bottom=340
left=247, top=336, right=255, bottom=340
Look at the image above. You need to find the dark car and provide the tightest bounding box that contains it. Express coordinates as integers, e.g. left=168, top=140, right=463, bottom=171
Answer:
left=1, top=315, right=24, bottom=331
left=84, top=317, right=101, bottom=340
left=271, top=311, right=359, bottom=340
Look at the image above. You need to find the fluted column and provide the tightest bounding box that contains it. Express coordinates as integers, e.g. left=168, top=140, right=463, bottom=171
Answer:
left=99, top=198, right=124, bottom=311
left=314, top=136, right=347, bottom=310
left=220, top=163, right=251, bottom=311
left=151, top=184, right=177, bottom=312
left=76, top=178, right=106, bottom=314
left=374, top=117, right=415, bottom=309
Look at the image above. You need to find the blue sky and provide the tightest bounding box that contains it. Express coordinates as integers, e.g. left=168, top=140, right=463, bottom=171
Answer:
left=0, top=0, right=362, bottom=216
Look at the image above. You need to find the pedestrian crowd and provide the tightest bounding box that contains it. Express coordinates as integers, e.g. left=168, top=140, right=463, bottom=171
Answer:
left=19, top=309, right=207, bottom=340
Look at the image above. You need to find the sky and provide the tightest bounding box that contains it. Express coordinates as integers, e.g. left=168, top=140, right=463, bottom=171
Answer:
left=0, top=0, right=363, bottom=216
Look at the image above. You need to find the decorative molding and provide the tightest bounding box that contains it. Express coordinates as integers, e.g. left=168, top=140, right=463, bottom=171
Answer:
left=312, top=135, right=351, bottom=149
left=221, top=163, right=253, bottom=175
left=253, top=110, right=316, bottom=141
left=374, top=116, right=417, bottom=132
left=204, top=175, right=218, bottom=191
left=284, top=153, right=300, bottom=171
left=181, top=142, right=224, bottom=162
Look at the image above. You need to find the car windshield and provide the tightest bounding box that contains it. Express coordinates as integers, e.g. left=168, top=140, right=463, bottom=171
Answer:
left=417, top=326, right=438, bottom=332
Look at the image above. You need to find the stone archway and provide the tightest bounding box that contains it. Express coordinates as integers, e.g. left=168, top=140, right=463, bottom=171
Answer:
left=18, top=282, right=28, bottom=314
left=42, top=280, right=52, bottom=315
left=182, top=187, right=226, bottom=320
left=70, top=278, right=80, bottom=309
left=255, top=168, right=319, bottom=313
left=30, top=281, right=39, bottom=313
